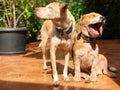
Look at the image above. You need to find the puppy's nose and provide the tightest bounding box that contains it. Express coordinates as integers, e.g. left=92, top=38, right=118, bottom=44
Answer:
left=100, top=16, right=105, bottom=21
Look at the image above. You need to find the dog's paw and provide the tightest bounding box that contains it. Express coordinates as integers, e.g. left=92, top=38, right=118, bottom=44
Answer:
left=85, top=78, right=91, bottom=83
left=89, top=75, right=97, bottom=82
left=63, top=76, right=70, bottom=82
left=84, top=76, right=91, bottom=83
left=53, top=81, right=60, bottom=87
left=43, top=65, right=48, bottom=70
left=73, top=75, right=81, bottom=82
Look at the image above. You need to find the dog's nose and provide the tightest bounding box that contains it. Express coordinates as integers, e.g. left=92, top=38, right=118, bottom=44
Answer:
left=35, top=8, right=38, bottom=11
left=34, top=8, right=39, bottom=12
left=34, top=8, right=40, bottom=15
left=100, top=16, right=105, bottom=21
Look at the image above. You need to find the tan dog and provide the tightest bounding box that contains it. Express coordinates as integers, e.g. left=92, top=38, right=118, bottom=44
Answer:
left=73, top=12, right=115, bottom=82
left=34, top=2, right=76, bottom=86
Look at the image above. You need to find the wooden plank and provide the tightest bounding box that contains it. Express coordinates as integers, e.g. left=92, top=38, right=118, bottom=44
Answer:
left=0, top=40, right=120, bottom=90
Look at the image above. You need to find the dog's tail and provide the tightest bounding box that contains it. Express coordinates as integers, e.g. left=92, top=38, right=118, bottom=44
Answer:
left=36, top=32, right=43, bottom=48
left=39, top=42, right=42, bottom=47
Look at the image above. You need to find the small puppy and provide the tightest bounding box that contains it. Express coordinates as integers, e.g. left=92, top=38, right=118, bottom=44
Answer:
left=73, top=12, right=115, bottom=82
left=34, top=2, right=76, bottom=86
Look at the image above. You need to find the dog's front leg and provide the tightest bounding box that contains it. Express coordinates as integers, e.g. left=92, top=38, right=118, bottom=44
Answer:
left=73, top=56, right=81, bottom=82
left=50, top=43, right=59, bottom=86
left=89, top=57, right=99, bottom=82
left=63, top=52, right=70, bottom=81
left=40, top=36, right=48, bottom=70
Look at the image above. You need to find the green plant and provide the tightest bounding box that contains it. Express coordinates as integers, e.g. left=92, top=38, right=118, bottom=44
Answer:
left=18, top=0, right=42, bottom=42
left=0, top=0, right=43, bottom=42
left=68, top=0, right=83, bottom=22
left=0, top=0, right=24, bottom=28
left=0, top=0, right=41, bottom=28
left=0, top=0, right=84, bottom=42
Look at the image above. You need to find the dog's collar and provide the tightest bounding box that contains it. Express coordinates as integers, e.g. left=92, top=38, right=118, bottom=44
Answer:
left=56, top=22, right=73, bottom=36
left=80, top=33, right=96, bottom=43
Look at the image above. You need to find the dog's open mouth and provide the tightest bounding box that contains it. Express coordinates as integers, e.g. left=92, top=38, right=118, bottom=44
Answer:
left=88, top=22, right=103, bottom=37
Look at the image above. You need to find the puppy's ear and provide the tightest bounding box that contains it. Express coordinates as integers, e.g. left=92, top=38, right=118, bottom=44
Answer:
left=60, top=3, right=68, bottom=11
left=75, top=23, right=79, bottom=32
left=76, top=18, right=82, bottom=34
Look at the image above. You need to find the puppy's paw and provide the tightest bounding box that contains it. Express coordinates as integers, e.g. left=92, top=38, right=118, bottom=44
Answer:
left=53, top=81, right=60, bottom=87
left=89, top=75, right=97, bottom=82
left=85, top=77, right=91, bottom=83
left=73, top=75, right=81, bottom=82
left=63, top=76, right=70, bottom=82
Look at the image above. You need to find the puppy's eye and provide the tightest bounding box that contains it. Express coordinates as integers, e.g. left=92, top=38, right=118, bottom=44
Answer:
left=92, top=15, right=96, bottom=17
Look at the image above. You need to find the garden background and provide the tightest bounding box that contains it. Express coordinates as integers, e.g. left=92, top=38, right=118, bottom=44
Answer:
left=0, top=0, right=120, bottom=43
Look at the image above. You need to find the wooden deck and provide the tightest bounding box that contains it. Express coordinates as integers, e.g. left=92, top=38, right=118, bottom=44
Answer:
left=0, top=40, right=120, bottom=90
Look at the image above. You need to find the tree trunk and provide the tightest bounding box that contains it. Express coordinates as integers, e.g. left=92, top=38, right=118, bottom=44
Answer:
left=13, top=0, right=16, bottom=28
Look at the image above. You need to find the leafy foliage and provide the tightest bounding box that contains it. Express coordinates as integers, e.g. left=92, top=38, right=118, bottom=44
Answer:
left=0, top=0, right=27, bottom=28
left=0, top=0, right=119, bottom=42
left=0, top=0, right=84, bottom=42
left=68, top=0, right=83, bottom=22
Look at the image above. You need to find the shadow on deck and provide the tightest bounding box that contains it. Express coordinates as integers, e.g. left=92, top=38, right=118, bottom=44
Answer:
left=0, top=40, right=120, bottom=90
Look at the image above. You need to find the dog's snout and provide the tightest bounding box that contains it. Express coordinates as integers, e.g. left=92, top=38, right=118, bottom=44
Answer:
left=100, top=16, right=105, bottom=21
left=35, top=8, right=38, bottom=11
left=34, top=8, right=39, bottom=12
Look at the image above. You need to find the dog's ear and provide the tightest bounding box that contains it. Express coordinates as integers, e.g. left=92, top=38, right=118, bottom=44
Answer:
left=60, top=3, right=68, bottom=11
left=76, top=18, right=83, bottom=34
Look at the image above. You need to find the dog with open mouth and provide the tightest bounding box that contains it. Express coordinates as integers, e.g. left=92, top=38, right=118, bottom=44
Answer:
left=34, top=2, right=76, bottom=86
left=73, top=12, right=116, bottom=82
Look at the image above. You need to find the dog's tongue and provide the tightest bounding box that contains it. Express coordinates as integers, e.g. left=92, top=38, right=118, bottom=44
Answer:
left=90, top=28, right=99, bottom=35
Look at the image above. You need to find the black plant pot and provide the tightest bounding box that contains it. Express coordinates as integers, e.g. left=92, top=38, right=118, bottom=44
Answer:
left=0, top=27, right=28, bottom=55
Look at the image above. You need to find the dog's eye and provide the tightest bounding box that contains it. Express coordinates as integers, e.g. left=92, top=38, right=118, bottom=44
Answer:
left=91, top=15, right=96, bottom=17
left=46, top=6, right=53, bottom=13
left=88, top=14, right=96, bottom=18
left=46, top=5, right=52, bottom=9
